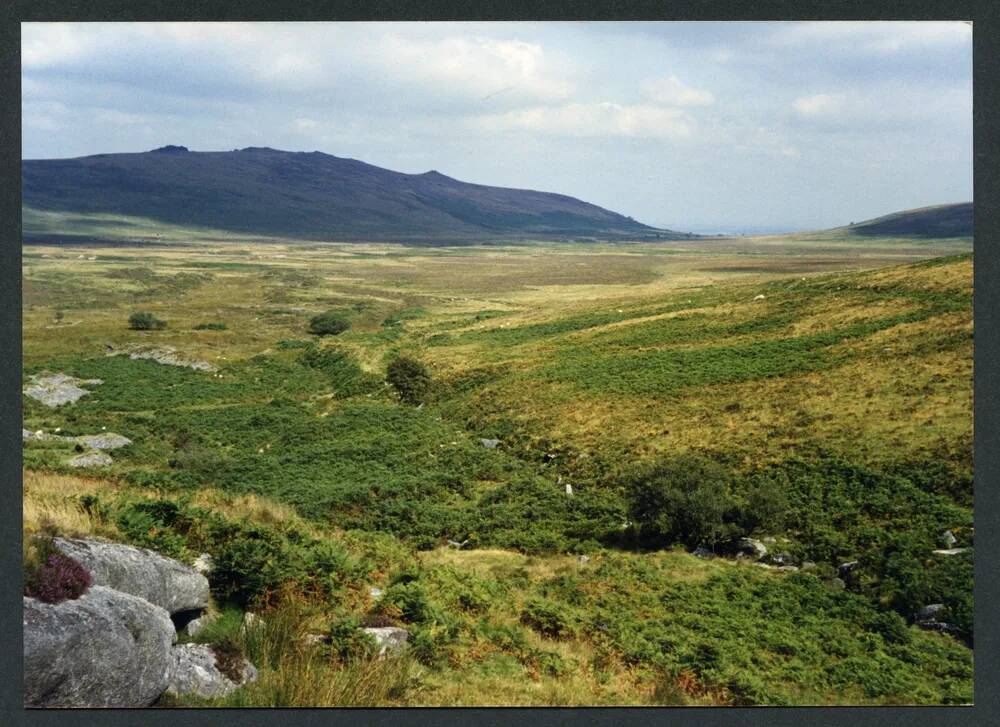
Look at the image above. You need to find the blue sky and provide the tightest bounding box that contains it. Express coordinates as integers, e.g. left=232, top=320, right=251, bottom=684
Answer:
left=22, top=21, right=972, bottom=231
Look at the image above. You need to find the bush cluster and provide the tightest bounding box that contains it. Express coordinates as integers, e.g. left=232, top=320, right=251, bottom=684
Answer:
left=128, top=311, right=167, bottom=330
left=386, top=356, right=431, bottom=405
left=308, top=311, right=351, bottom=336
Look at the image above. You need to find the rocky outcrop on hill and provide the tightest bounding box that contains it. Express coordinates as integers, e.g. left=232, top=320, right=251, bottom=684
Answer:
left=24, top=586, right=176, bottom=707
left=53, top=538, right=209, bottom=615
left=23, top=372, right=103, bottom=407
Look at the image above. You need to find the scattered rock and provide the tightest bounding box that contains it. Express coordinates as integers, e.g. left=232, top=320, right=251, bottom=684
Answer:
left=165, top=643, right=257, bottom=699
left=565, top=483, right=574, bottom=497
left=776, top=565, right=799, bottom=572
left=68, top=452, right=114, bottom=468
left=916, top=604, right=945, bottom=623
left=918, top=621, right=960, bottom=635
left=184, top=614, right=213, bottom=638
left=75, top=433, right=132, bottom=451
left=578, top=555, right=590, bottom=564
left=53, top=537, right=209, bottom=616
left=736, top=537, right=768, bottom=560
left=192, top=553, right=215, bottom=575
left=761, top=537, right=777, bottom=545
left=753, top=294, right=766, bottom=301
left=369, top=587, right=383, bottom=600
left=770, top=552, right=795, bottom=567
left=23, top=372, right=103, bottom=407
left=480, top=438, right=500, bottom=449
left=691, top=546, right=715, bottom=559
left=941, top=530, right=957, bottom=548
left=23, top=586, right=175, bottom=707
left=932, top=548, right=968, bottom=556
left=446, top=539, right=470, bottom=549
left=362, top=627, right=409, bottom=657
left=826, top=577, right=846, bottom=590
left=111, top=345, right=217, bottom=372
left=838, top=561, right=859, bottom=577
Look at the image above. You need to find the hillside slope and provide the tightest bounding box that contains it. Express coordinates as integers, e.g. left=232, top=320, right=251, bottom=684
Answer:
left=843, top=202, right=972, bottom=238
left=22, top=146, right=676, bottom=243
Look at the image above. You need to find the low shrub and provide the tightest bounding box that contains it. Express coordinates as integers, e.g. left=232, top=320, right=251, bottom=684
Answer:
left=520, top=597, right=577, bottom=639
left=386, top=356, right=431, bottom=405
left=24, top=537, right=93, bottom=604
left=194, top=322, right=228, bottom=331
left=308, top=311, right=350, bottom=336
left=128, top=311, right=166, bottom=330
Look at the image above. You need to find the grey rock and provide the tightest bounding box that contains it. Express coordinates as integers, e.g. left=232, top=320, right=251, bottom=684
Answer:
left=918, top=621, right=960, bottom=634
left=165, top=643, right=257, bottom=699
left=761, top=536, right=777, bottom=545
left=771, top=552, right=795, bottom=567
left=362, top=627, right=409, bottom=657
left=838, top=561, right=859, bottom=576
left=941, top=530, right=958, bottom=548
left=826, top=577, right=846, bottom=590
left=480, top=438, right=500, bottom=449
left=932, top=548, right=969, bottom=556
left=53, top=537, right=209, bottom=616
left=24, top=586, right=175, bottom=707
left=369, top=586, right=383, bottom=600
left=24, top=372, right=102, bottom=407
left=916, top=604, right=945, bottom=622
left=737, top=537, right=768, bottom=560
left=184, top=614, right=213, bottom=638
left=75, top=433, right=132, bottom=450
left=578, top=555, right=590, bottom=564
left=68, top=451, right=114, bottom=468
left=446, top=539, right=470, bottom=549
left=113, top=345, right=217, bottom=372
left=691, top=546, right=715, bottom=559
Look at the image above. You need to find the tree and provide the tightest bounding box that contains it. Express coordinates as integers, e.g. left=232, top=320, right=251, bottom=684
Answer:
left=624, top=454, right=740, bottom=549
left=128, top=311, right=166, bottom=330
left=308, top=311, right=350, bottom=336
left=386, top=355, right=431, bottom=404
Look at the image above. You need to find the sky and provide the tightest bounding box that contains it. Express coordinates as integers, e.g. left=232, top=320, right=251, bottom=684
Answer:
left=21, top=21, right=972, bottom=232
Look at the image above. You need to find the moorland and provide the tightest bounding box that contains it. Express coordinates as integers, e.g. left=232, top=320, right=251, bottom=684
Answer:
left=22, top=208, right=973, bottom=706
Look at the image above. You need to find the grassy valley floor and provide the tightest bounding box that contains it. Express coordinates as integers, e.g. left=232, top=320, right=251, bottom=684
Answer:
left=22, top=233, right=973, bottom=706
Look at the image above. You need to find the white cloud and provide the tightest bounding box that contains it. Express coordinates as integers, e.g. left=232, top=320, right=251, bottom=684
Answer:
left=768, top=21, right=971, bottom=54
left=380, top=35, right=575, bottom=104
left=792, top=94, right=845, bottom=119
left=476, top=102, right=694, bottom=140
left=642, top=75, right=714, bottom=106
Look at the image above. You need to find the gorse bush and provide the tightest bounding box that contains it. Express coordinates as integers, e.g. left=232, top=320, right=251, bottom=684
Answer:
left=308, top=311, right=351, bottom=336
left=386, top=355, right=431, bottom=405
left=128, top=311, right=166, bottom=330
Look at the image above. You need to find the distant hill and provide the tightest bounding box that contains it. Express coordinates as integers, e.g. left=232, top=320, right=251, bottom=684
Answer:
left=22, top=146, right=684, bottom=243
left=843, top=203, right=972, bottom=238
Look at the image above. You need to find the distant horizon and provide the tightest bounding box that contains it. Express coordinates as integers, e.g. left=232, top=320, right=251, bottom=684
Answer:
left=20, top=142, right=971, bottom=234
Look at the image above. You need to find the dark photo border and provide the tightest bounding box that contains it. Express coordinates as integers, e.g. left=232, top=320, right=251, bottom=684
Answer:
left=2, top=2, right=996, bottom=726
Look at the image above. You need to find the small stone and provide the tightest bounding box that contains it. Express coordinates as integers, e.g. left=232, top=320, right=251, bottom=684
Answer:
left=192, top=553, right=215, bottom=575
left=68, top=452, right=114, bottom=468
left=362, top=627, right=409, bottom=657
left=480, top=438, right=500, bottom=449
left=578, top=555, right=590, bottom=563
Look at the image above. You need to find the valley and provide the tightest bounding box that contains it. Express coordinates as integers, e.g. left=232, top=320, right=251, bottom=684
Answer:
left=22, top=230, right=974, bottom=706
